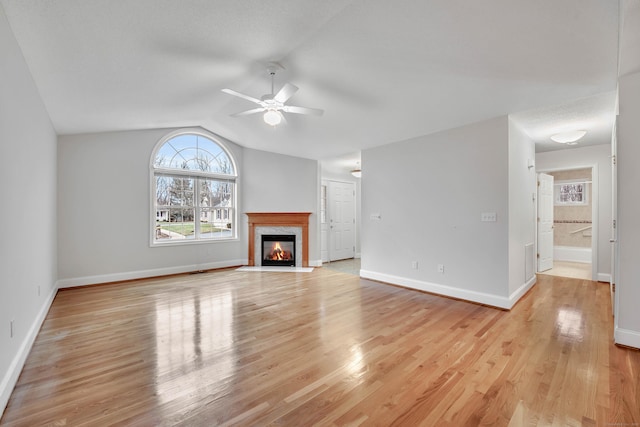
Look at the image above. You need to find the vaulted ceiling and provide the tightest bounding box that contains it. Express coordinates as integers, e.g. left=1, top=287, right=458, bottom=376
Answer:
left=1, top=0, right=622, bottom=161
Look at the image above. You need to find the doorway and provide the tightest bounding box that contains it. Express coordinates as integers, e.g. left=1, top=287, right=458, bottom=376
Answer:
left=537, top=167, right=596, bottom=280
left=320, top=180, right=356, bottom=262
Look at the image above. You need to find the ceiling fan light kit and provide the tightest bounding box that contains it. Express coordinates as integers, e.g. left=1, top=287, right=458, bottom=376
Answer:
left=263, top=109, right=282, bottom=126
left=222, top=63, right=323, bottom=127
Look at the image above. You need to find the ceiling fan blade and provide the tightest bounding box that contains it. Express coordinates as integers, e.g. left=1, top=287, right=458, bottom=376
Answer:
left=221, top=88, right=263, bottom=105
left=230, top=107, right=265, bottom=117
left=282, top=105, right=324, bottom=116
left=274, top=83, right=299, bottom=103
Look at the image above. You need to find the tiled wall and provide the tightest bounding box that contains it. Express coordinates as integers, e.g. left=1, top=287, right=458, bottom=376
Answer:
left=550, top=168, right=592, bottom=248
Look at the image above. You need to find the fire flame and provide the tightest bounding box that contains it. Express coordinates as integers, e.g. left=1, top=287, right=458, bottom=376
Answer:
left=266, top=241, right=292, bottom=261
left=272, top=242, right=283, bottom=260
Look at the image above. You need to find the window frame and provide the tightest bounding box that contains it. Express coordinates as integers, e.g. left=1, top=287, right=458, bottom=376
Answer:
left=554, top=179, right=589, bottom=206
left=150, top=129, right=238, bottom=246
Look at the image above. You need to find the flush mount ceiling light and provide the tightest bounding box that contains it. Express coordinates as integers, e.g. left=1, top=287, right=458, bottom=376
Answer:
left=351, top=162, right=362, bottom=178
left=550, top=130, right=587, bottom=144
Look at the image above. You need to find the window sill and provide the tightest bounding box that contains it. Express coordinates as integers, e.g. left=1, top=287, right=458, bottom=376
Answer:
left=150, top=237, right=239, bottom=248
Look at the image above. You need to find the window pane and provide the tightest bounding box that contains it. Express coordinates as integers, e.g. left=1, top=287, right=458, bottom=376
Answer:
left=197, top=178, right=233, bottom=239
left=320, top=185, right=327, bottom=224
left=155, top=134, right=235, bottom=175
left=156, top=176, right=172, bottom=206
left=167, top=177, right=194, bottom=206
left=155, top=208, right=195, bottom=240
left=555, top=182, right=588, bottom=206
left=560, top=184, right=582, bottom=202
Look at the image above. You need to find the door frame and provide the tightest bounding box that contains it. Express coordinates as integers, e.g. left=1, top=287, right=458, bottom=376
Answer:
left=610, top=121, right=618, bottom=316
left=322, top=179, right=356, bottom=263
left=536, top=164, right=598, bottom=281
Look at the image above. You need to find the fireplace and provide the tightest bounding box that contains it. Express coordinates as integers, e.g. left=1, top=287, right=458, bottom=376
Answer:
left=246, top=212, right=311, bottom=267
left=262, top=235, right=296, bottom=266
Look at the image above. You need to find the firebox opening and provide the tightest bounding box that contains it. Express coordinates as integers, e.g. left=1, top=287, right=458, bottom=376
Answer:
left=262, top=234, right=296, bottom=267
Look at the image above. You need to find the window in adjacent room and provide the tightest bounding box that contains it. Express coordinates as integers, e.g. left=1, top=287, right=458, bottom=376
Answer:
left=151, top=130, right=237, bottom=244
left=320, top=185, right=327, bottom=224
left=554, top=180, right=588, bottom=206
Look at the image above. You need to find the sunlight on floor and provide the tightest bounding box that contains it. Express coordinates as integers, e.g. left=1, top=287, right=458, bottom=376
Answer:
left=323, top=258, right=361, bottom=276
left=538, top=261, right=592, bottom=280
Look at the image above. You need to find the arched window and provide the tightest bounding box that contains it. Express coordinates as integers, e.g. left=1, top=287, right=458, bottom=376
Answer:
left=151, top=130, right=237, bottom=244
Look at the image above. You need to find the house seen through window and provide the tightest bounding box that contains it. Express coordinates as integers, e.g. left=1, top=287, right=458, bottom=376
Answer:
left=152, top=131, right=236, bottom=243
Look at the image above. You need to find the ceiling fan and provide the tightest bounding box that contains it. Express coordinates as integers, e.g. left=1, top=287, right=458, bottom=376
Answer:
left=222, top=63, right=324, bottom=126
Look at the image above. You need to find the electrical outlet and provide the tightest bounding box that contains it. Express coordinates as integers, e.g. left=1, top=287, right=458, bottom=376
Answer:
left=438, top=264, right=445, bottom=273
left=411, top=261, right=418, bottom=269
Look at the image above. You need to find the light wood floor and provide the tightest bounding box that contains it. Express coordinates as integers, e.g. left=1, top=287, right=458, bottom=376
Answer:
left=1, top=268, right=638, bottom=426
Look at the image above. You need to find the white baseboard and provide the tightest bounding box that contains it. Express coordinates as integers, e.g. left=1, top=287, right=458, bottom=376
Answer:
left=1, top=285, right=57, bottom=416
left=615, top=327, right=640, bottom=350
left=309, top=259, right=323, bottom=267
left=56, top=259, right=246, bottom=288
left=597, top=273, right=612, bottom=283
left=359, top=270, right=513, bottom=309
left=554, top=246, right=591, bottom=263
left=509, top=276, right=537, bottom=308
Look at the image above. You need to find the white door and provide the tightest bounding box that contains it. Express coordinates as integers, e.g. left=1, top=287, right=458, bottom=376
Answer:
left=329, top=181, right=355, bottom=261
left=537, top=173, right=554, bottom=272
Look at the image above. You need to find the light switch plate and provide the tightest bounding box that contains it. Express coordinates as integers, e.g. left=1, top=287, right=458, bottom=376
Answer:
left=481, top=212, right=497, bottom=222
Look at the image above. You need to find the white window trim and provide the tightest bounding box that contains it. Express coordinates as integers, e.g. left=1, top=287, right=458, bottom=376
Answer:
left=149, top=128, right=239, bottom=247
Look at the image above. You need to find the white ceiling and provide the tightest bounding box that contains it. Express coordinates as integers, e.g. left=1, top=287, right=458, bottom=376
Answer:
left=511, top=91, right=617, bottom=153
left=1, top=0, right=621, bottom=163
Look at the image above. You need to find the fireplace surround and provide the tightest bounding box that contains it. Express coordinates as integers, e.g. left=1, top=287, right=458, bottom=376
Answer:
left=246, top=212, right=311, bottom=267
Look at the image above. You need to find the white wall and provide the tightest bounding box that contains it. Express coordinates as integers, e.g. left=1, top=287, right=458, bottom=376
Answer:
left=0, top=3, right=58, bottom=414
left=242, top=148, right=320, bottom=265
left=361, top=116, right=517, bottom=308
left=57, top=131, right=321, bottom=284
left=508, top=120, right=537, bottom=298
left=535, top=144, right=612, bottom=281
left=616, top=70, right=640, bottom=349
left=57, top=128, right=247, bottom=286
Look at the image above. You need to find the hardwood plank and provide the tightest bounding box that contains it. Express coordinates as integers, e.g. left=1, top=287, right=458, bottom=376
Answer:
left=1, top=269, right=638, bottom=426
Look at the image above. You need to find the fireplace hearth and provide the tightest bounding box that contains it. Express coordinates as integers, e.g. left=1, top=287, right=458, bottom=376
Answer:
left=261, top=235, right=296, bottom=267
